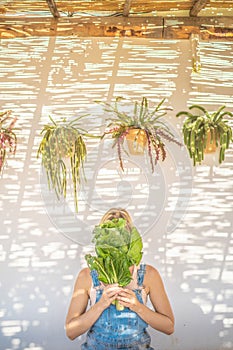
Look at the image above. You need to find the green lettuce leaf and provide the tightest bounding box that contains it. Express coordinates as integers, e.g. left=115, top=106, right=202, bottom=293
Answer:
left=127, top=227, right=143, bottom=266
left=85, top=218, right=143, bottom=287
left=85, top=249, right=131, bottom=286
left=92, top=218, right=131, bottom=252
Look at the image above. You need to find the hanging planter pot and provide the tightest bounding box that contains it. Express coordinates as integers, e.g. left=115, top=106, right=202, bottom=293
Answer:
left=202, top=130, right=221, bottom=166
left=125, top=128, right=147, bottom=155
left=204, top=130, right=217, bottom=154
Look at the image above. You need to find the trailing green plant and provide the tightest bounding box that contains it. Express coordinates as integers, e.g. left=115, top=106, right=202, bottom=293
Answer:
left=37, top=114, right=92, bottom=212
left=99, top=97, right=181, bottom=172
left=85, top=218, right=143, bottom=311
left=0, top=110, right=17, bottom=174
left=176, top=104, right=233, bottom=165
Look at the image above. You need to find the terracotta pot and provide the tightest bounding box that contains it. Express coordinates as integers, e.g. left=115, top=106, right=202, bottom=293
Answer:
left=126, top=129, right=147, bottom=155
left=204, top=131, right=217, bottom=154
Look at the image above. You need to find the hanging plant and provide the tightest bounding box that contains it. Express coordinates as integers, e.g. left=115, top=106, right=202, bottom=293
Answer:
left=176, top=104, right=233, bottom=165
left=37, top=114, right=92, bottom=212
left=99, top=97, right=181, bottom=172
left=0, top=110, right=17, bottom=174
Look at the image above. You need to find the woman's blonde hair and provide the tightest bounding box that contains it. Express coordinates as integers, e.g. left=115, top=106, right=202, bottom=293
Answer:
left=100, top=208, right=133, bottom=229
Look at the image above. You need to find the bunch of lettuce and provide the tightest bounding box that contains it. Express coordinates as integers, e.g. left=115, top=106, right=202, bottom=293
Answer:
left=85, top=218, right=143, bottom=310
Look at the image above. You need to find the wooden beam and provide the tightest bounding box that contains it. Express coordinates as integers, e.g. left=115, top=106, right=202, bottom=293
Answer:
left=190, top=0, right=209, bottom=17
left=46, top=0, right=60, bottom=18
left=123, top=0, right=133, bottom=17
left=164, top=16, right=233, bottom=39
left=0, top=16, right=233, bottom=40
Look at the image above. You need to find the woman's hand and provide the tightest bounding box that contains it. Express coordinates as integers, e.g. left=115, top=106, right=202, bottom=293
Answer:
left=116, top=288, right=140, bottom=311
left=98, top=284, right=123, bottom=310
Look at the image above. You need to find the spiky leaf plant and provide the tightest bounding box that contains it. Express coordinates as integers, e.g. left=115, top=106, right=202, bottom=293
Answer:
left=176, top=105, right=233, bottom=166
left=37, top=114, right=91, bottom=212
left=99, top=97, right=181, bottom=172
left=0, top=110, right=17, bottom=174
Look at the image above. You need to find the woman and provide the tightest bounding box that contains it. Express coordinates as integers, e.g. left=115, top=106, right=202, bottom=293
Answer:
left=65, top=208, right=175, bottom=349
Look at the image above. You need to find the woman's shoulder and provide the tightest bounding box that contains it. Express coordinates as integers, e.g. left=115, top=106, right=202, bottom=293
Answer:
left=78, top=267, right=91, bottom=277
left=74, top=267, right=92, bottom=288
left=145, top=263, right=159, bottom=272
left=144, top=264, right=162, bottom=282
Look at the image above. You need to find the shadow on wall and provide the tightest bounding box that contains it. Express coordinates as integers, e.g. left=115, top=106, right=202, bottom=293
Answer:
left=0, top=37, right=233, bottom=350
left=153, top=285, right=222, bottom=350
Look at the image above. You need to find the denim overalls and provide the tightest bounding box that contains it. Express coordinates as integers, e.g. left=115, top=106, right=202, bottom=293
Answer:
left=81, top=264, right=154, bottom=350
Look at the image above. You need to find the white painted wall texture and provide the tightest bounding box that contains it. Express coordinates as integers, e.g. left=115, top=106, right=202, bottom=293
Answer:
left=0, top=37, right=233, bottom=350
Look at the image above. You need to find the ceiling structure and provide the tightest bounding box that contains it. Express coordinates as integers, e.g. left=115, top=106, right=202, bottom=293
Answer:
left=0, top=0, right=233, bottom=40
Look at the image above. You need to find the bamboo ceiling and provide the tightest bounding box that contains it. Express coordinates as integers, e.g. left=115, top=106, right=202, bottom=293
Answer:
left=0, top=0, right=233, bottom=40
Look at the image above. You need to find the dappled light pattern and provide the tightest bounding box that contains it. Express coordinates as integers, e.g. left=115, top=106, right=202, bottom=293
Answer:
left=0, top=37, right=232, bottom=350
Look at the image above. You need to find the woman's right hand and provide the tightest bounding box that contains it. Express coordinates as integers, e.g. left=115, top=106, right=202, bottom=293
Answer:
left=66, top=271, right=123, bottom=340
left=98, top=284, right=123, bottom=309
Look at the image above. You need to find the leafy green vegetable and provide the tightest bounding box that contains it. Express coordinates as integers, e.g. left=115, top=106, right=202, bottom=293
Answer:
left=92, top=218, right=131, bottom=254
left=85, top=218, right=143, bottom=310
left=86, top=249, right=132, bottom=286
left=127, top=226, right=143, bottom=266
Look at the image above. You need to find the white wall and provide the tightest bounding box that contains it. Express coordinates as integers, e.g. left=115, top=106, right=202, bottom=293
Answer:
left=0, top=37, right=232, bottom=350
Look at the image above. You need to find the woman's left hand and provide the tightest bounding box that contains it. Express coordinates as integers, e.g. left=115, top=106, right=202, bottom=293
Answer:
left=116, top=288, right=140, bottom=311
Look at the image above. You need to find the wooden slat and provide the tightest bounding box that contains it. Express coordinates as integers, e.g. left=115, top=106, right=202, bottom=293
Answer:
left=0, top=1, right=193, bottom=14
left=123, top=0, right=133, bottom=17
left=46, top=0, right=60, bottom=18
left=0, top=16, right=233, bottom=40
left=0, top=16, right=162, bottom=39
left=190, top=0, right=209, bottom=17
left=164, top=16, right=233, bottom=39
left=3, top=0, right=232, bottom=15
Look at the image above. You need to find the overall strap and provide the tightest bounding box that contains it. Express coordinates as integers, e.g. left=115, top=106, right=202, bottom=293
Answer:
left=137, top=264, right=146, bottom=287
left=90, top=269, right=100, bottom=287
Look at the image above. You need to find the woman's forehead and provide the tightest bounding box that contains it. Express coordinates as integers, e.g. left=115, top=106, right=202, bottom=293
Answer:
left=106, top=210, right=127, bottom=219
left=100, top=208, right=132, bottom=226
